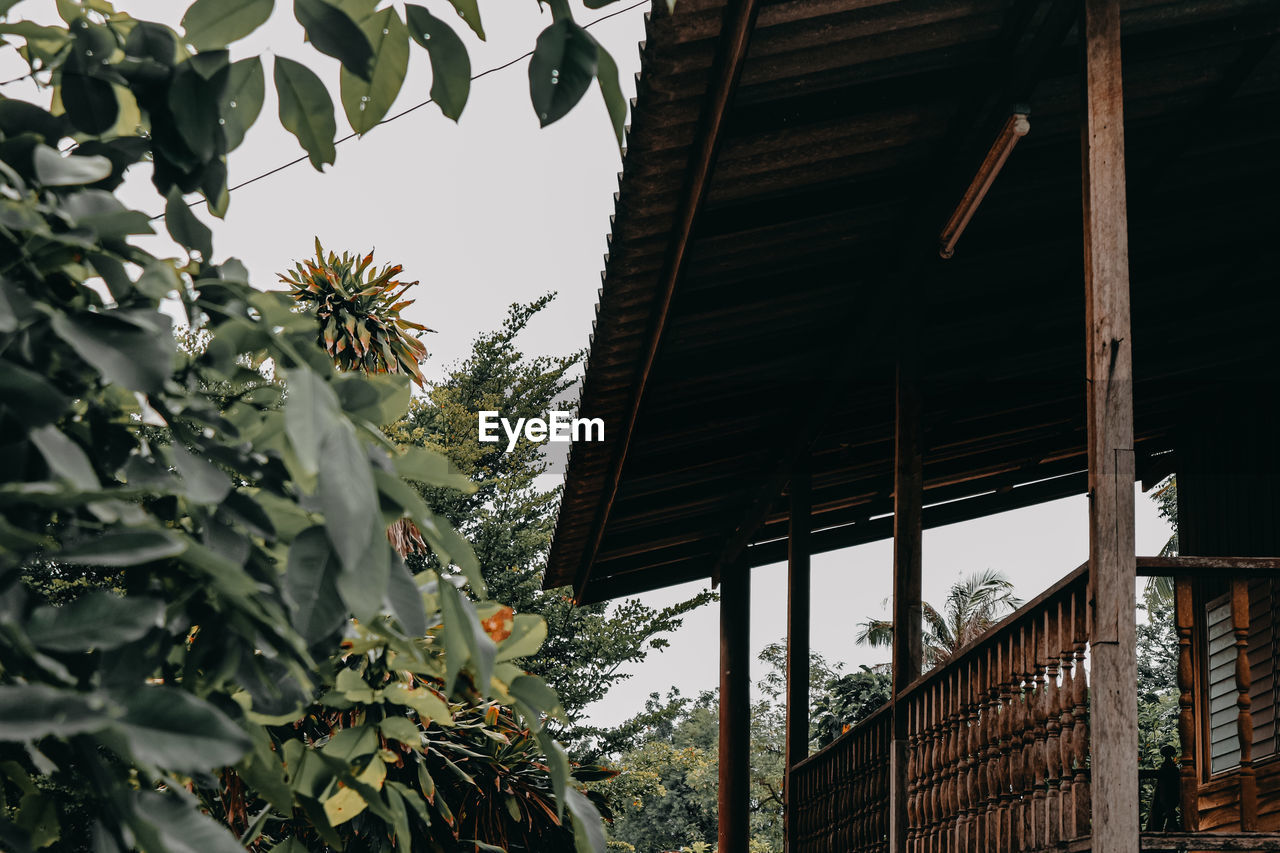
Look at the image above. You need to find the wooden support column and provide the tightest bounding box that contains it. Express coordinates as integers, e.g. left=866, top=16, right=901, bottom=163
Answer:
left=720, top=565, right=751, bottom=853
left=785, top=462, right=812, bottom=852
left=1230, top=580, right=1259, bottom=830
left=1082, top=1, right=1139, bottom=852
left=1174, top=578, right=1199, bottom=831
left=890, top=364, right=924, bottom=853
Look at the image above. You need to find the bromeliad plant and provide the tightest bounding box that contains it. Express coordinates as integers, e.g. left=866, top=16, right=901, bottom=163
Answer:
left=280, top=242, right=432, bottom=387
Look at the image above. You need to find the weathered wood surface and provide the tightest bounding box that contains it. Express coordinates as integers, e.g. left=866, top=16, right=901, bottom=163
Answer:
left=1081, top=1, right=1138, bottom=852
left=1175, top=578, right=1200, bottom=831
left=786, top=463, right=811, bottom=852
left=720, top=567, right=751, bottom=853
left=792, top=704, right=892, bottom=853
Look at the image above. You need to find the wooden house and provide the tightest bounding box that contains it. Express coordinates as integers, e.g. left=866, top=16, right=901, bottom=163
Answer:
left=544, top=0, right=1280, bottom=850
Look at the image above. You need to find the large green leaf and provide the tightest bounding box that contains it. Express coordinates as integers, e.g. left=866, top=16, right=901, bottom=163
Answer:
left=339, top=6, right=408, bottom=134
left=385, top=554, right=427, bottom=637
left=566, top=788, right=607, bottom=853
left=219, top=57, right=265, bottom=151
left=406, top=5, right=470, bottom=122
left=171, top=442, right=233, bottom=504
left=182, top=0, right=274, bottom=51
left=0, top=686, right=113, bottom=740
left=32, top=145, right=112, bottom=186
left=0, top=364, right=69, bottom=427
left=441, top=0, right=483, bottom=39
left=294, top=0, right=374, bottom=80
left=591, top=37, right=626, bottom=145
left=57, top=529, right=187, bottom=567
left=29, top=425, right=98, bottom=491
left=316, top=420, right=379, bottom=579
left=167, top=53, right=228, bottom=164
left=26, top=592, right=164, bottom=653
left=132, top=791, right=247, bottom=853
left=283, top=366, right=341, bottom=475
left=105, top=685, right=252, bottom=773
left=528, top=19, right=597, bottom=128
left=59, top=24, right=117, bottom=135
left=494, top=614, right=547, bottom=662
left=332, top=373, right=410, bottom=425
left=438, top=580, right=495, bottom=695
left=51, top=308, right=174, bottom=394
left=285, top=525, right=347, bottom=642
left=274, top=56, right=337, bottom=170
left=165, top=187, right=214, bottom=260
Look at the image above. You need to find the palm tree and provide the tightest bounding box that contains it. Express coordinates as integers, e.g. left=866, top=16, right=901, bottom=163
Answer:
left=856, top=569, right=1024, bottom=672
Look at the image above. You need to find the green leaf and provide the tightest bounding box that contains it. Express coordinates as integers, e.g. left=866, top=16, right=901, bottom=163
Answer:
left=332, top=372, right=410, bottom=425
left=294, top=0, right=374, bottom=80
left=317, top=421, right=380, bottom=595
left=528, top=19, right=597, bottom=128
left=59, top=47, right=118, bottom=134
left=438, top=580, right=495, bottom=696
left=132, top=791, right=247, bottom=853
left=340, top=6, right=408, bottom=134
left=379, top=715, right=421, bottom=746
left=386, top=553, right=427, bottom=637
left=29, top=425, right=99, bottom=491
left=51, top=308, right=173, bottom=394
left=495, top=613, right=548, bottom=662
left=106, top=686, right=252, bottom=773
left=171, top=442, right=233, bottom=504
left=0, top=364, right=68, bottom=428
left=274, top=56, right=337, bottom=170
left=384, top=683, right=452, bottom=725
left=27, top=592, right=164, bottom=653
left=285, top=526, right=347, bottom=642
left=32, top=145, right=112, bottom=186
left=165, top=188, right=214, bottom=259
left=566, top=787, right=607, bottom=853
left=168, top=53, right=229, bottom=164
left=15, top=791, right=59, bottom=849
left=536, top=728, right=571, bottom=819
left=58, top=529, right=187, bottom=567
left=283, top=366, right=341, bottom=475
left=591, top=38, right=626, bottom=146
left=182, top=0, right=274, bottom=51
left=509, top=674, right=563, bottom=723
left=405, top=5, right=470, bottom=122
left=441, top=0, right=483, bottom=39
left=392, top=446, right=474, bottom=492
left=220, top=57, right=265, bottom=151
left=0, top=685, right=113, bottom=740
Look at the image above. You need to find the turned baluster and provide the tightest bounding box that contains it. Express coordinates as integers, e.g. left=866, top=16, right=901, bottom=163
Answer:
left=984, top=646, right=1002, bottom=853
left=907, top=696, right=921, bottom=853
left=997, top=635, right=1018, bottom=853
left=1070, top=586, right=1090, bottom=837
left=1174, top=578, right=1197, bottom=832
left=947, top=672, right=961, bottom=853
left=1230, top=580, right=1258, bottom=830
left=1043, top=600, right=1064, bottom=847
left=1029, top=612, right=1049, bottom=852
left=928, top=683, right=942, bottom=853
left=1011, top=624, right=1031, bottom=852
left=965, top=657, right=981, bottom=853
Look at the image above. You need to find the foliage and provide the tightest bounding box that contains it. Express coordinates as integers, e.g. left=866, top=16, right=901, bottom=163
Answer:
left=1145, top=476, right=1178, bottom=608
left=0, top=1, right=613, bottom=851
left=383, top=297, right=714, bottom=755
left=812, top=665, right=891, bottom=748
left=280, top=240, right=431, bottom=386
left=856, top=569, right=1023, bottom=671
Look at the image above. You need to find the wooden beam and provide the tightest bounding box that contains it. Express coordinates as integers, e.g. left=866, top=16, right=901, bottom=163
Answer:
left=719, top=564, right=751, bottom=853
left=1137, top=555, right=1280, bottom=576
left=784, top=461, right=811, bottom=852
left=572, top=0, right=763, bottom=602
left=890, top=363, right=923, bottom=853
left=1081, top=1, right=1139, bottom=852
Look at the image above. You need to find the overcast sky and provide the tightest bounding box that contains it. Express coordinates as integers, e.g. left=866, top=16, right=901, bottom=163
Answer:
left=1, top=1, right=1173, bottom=732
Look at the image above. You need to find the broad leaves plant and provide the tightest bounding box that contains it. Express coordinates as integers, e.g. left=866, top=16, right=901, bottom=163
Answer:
left=0, top=0, right=614, bottom=851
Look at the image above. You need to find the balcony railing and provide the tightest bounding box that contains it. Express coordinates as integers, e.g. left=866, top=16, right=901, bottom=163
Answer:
left=791, top=702, right=892, bottom=853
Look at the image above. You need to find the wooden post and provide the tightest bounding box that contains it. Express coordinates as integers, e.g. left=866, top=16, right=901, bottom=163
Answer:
left=1174, top=578, right=1199, bottom=831
left=891, top=364, right=924, bottom=853
left=785, top=462, right=812, bottom=851
left=1082, top=1, right=1139, bottom=852
left=720, top=565, right=751, bottom=853
left=1229, top=580, right=1258, bottom=831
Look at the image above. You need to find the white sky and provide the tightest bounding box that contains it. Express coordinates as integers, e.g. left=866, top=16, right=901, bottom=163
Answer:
left=1, top=1, right=1174, bottom=731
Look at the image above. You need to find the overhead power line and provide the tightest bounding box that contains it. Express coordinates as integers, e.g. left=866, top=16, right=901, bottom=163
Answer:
left=136, top=0, right=649, bottom=221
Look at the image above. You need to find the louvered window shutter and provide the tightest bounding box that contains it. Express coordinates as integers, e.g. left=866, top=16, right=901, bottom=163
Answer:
left=1206, top=581, right=1278, bottom=774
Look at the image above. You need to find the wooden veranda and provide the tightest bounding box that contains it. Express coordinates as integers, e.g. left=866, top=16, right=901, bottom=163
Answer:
left=544, top=0, right=1280, bottom=851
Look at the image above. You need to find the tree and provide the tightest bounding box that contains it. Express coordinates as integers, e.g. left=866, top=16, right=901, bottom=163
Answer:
left=0, top=0, right=621, bottom=850
left=811, top=665, right=892, bottom=748
left=383, top=296, right=714, bottom=754
left=855, top=570, right=1023, bottom=671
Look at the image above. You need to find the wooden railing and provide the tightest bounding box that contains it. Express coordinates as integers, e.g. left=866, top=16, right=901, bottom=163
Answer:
left=899, top=563, right=1092, bottom=853
left=791, top=703, right=892, bottom=853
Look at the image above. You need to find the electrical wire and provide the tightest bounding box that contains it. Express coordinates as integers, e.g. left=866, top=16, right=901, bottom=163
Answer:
left=134, top=0, right=649, bottom=221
